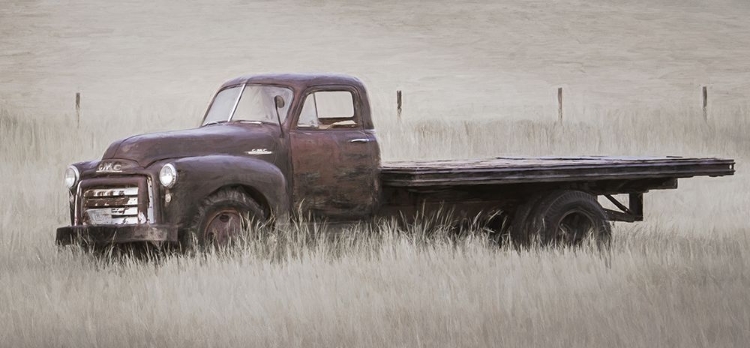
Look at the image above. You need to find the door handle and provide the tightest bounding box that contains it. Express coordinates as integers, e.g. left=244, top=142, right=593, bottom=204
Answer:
left=349, top=138, right=370, bottom=143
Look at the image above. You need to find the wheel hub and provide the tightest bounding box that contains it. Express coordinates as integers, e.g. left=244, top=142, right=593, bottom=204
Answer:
left=204, top=209, right=242, bottom=246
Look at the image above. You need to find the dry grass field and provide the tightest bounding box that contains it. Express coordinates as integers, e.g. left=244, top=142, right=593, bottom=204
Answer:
left=2, top=0, right=750, bottom=347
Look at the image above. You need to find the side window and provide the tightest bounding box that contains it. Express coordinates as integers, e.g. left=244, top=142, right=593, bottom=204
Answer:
left=298, top=95, right=319, bottom=128
left=297, top=91, right=358, bottom=129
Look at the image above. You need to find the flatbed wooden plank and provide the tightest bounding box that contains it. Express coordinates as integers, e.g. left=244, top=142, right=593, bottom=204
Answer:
left=380, top=156, right=735, bottom=187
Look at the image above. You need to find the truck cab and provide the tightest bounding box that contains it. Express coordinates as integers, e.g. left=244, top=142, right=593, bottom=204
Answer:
left=58, top=74, right=383, bottom=248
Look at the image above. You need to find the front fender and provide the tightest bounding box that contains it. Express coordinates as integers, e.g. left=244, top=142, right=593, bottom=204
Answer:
left=159, top=155, right=289, bottom=226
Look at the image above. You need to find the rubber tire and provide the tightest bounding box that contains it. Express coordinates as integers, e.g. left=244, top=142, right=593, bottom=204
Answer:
left=527, top=190, right=611, bottom=248
left=180, top=189, right=265, bottom=251
left=508, top=192, right=548, bottom=246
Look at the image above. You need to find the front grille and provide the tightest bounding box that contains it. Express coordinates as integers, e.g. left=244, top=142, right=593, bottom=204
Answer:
left=82, top=187, right=142, bottom=225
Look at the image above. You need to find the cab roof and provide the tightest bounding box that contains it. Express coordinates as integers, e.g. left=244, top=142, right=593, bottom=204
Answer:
left=219, top=73, right=365, bottom=91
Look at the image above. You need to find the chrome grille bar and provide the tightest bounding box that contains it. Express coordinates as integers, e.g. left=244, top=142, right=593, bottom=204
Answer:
left=84, top=197, right=139, bottom=207
left=82, top=184, right=146, bottom=225
left=84, top=187, right=139, bottom=197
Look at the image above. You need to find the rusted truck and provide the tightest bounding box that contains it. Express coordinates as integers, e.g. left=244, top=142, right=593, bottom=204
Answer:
left=56, top=74, right=735, bottom=248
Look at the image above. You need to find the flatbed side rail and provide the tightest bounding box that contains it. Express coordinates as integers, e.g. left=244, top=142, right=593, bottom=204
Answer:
left=381, top=158, right=735, bottom=187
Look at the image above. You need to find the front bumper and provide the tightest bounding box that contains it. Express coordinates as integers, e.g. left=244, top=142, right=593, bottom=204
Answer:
left=56, top=225, right=179, bottom=245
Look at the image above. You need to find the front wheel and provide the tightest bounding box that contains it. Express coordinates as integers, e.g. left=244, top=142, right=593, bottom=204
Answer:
left=181, top=189, right=266, bottom=251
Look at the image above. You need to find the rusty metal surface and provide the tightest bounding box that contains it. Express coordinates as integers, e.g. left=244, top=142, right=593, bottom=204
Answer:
left=166, top=155, right=290, bottom=225
left=604, top=193, right=644, bottom=222
left=289, top=125, right=379, bottom=220
left=56, top=225, right=178, bottom=245
left=102, top=123, right=279, bottom=167
left=381, top=156, right=735, bottom=187
left=219, top=73, right=366, bottom=95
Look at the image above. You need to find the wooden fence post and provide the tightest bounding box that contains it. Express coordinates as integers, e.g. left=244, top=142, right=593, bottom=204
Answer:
left=557, top=87, right=563, bottom=123
left=397, top=90, right=402, bottom=120
left=702, top=86, right=708, bottom=121
left=75, top=92, right=81, bottom=128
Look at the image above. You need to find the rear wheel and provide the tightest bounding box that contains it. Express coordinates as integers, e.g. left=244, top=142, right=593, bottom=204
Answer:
left=508, top=190, right=611, bottom=248
left=181, top=189, right=266, bottom=251
left=507, top=192, right=547, bottom=246
left=528, top=190, right=611, bottom=248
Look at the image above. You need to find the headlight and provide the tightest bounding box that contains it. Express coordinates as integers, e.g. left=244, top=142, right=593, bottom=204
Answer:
left=64, top=166, right=79, bottom=190
left=159, top=163, right=178, bottom=188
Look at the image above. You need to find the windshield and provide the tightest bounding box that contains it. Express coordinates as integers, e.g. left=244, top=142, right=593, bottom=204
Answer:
left=202, top=84, right=294, bottom=126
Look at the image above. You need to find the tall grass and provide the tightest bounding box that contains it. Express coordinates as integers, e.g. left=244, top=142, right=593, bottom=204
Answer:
left=0, top=101, right=748, bottom=347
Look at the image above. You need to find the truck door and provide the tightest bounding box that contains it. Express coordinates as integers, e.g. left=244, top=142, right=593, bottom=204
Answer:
left=289, top=88, right=379, bottom=220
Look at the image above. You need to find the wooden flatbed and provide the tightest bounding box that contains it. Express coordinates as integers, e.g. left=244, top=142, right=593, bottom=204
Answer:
left=381, top=156, right=735, bottom=187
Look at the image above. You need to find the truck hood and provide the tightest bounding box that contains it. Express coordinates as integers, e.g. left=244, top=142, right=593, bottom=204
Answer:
left=102, top=124, right=279, bottom=167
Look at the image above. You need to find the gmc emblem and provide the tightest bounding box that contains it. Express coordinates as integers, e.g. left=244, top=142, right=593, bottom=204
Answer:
left=97, top=161, right=123, bottom=173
